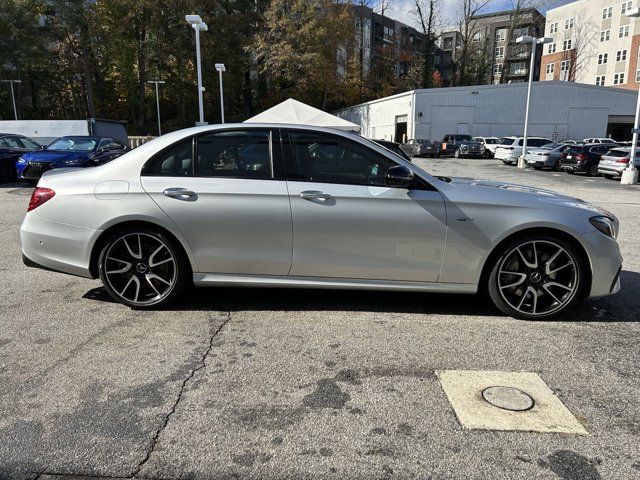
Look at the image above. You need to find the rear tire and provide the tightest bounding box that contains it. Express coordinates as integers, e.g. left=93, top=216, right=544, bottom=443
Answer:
left=553, top=160, right=561, bottom=172
left=588, top=165, right=600, bottom=177
left=487, top=236, right=584, bottom=320
left=98, top=227, right=190, bottom=309
left=454, top=148, right=461, bottom=158
left=603, top=174, right=614, bottom=180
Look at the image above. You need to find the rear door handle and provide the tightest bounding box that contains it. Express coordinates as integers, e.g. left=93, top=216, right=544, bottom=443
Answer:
left=163, top=187, right=197, bottom=201
left=299, top=190, right=332, bottom=200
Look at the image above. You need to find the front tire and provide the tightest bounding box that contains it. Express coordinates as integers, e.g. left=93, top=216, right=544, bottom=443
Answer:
left=98, top=227, right=190, bottom=309
left=454, top=148, right=461, bottom=158
left=487, top=236, right=584, bottom=320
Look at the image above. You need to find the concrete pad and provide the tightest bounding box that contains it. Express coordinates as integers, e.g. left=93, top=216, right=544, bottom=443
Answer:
left=436, top=370, right=588, bottom=435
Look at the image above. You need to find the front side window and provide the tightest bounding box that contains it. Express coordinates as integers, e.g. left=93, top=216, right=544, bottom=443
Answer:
left=17, top=137, right=40, bottom=149
left=288, top=132, right=397, bottom=187
left=196, top=130, right=272, bottom=179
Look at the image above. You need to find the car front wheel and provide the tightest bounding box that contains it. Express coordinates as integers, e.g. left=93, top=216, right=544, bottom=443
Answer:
left=487, top=236, right=584, bottom=320
left=454, top=149, right=461, bottom=158
left=98, top=228, right=190, bottom=308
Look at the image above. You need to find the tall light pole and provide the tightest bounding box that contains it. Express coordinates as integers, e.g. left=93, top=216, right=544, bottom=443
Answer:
left=621, top=8, right=640, bottom=185
left=185, top=14, right=208, bottom=126
left=215, top=63, right=226, bottom=123
left=147, top=80, right=165, bottom=136
left=515, top=35, right=553, bottom=169
left=1, top=79, right=22, bottom=120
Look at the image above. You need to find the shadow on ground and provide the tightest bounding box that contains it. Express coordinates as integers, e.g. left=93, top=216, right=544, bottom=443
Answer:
left=83, top=270, right=640, bottom=323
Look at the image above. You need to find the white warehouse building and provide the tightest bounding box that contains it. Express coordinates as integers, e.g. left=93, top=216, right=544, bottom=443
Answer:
left=335, top=81, right=638, bottom=143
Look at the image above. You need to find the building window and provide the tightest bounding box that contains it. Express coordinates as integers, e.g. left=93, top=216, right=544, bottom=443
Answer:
left=620, top=25, right=630, bottom=38
left=443, top=37, right=453, bottom=50
left=598, top=53, right=608, bottom=64
left=472, top=31, right=481, bottom=42
left=614, top=73, right=625, bottom=84
left=616, top=49, right=627, bottom=61
left=636, top=70, right=640, bottom=82
left=601, top=30, right=611, bottom=41
left=548, top=43, right=557, bottom=54
left=596, top=75, right=606, bottom=86
left=565, top=18, right=574, bottom=29
left=495, top=28, right=506, bottom=42
left=546, top=63, right=555, bottom=74
left=560, top=60, right=570, bottom=81
left=495, top=46, right=505, bottom=59
left=513, top=27, right=528, bottom=38
left=510, top=62, right=527, bottom=75
left=550, top=22, right=558, bottom=34
left=493, top=63, right=503, bottom=75
left=622, top=2, right=633, bottom=14
left=602, top=6, right=613, bottom=19
left=563, top=39, right=572, bottom=50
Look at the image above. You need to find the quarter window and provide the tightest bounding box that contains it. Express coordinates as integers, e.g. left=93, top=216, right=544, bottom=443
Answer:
left=142, top=138, right=194, bottom=176
left=196, top=130, right=272, bottom=179
left=288, top=132, right=397, bottom=187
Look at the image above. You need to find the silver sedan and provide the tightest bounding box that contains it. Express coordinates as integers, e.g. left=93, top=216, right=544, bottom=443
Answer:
left=21, top=124, right=622, bottom=320
left=525, top=143, right=570, bottom=170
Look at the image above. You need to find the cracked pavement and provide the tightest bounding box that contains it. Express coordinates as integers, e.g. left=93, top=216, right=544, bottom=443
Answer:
left=0, top=159, right=639, bottom=479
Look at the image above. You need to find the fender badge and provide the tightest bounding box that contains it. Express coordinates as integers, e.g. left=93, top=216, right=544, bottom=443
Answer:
left=457, top=217, right=475, bottom=222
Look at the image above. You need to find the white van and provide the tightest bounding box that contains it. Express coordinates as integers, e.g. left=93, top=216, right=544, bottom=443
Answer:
left=494, top=136, right=553, bottom=164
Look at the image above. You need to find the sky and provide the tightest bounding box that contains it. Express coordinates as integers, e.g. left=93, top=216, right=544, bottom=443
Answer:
left=384, top=0, right=576, bottom=30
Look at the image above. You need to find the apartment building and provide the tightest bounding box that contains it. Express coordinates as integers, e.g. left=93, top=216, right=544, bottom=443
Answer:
left=540, top=0, right=640, bottom=90
left=437, top=8, right=546, bottom=86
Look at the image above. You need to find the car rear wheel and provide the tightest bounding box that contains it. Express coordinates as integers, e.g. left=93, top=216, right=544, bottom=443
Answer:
left=454, top=148, right=461, bottom=158
left=488, top=236, right=584, bottom=320
left=588, top=165, right=600, bottom=177
left=98, top=228, right=190, bottom=309
left=603, top=174, right=614, bottom=180
left=553, top=160, right=561, bottom=171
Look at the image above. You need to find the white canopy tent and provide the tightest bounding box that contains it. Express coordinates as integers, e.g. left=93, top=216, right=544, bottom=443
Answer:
left=244, top=98, right=360, bottom=132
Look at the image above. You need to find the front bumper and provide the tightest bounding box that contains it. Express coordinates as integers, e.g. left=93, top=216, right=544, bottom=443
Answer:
left=21, top=211, right=99, bottom=278
left=580, top=230, right=623, bottom=297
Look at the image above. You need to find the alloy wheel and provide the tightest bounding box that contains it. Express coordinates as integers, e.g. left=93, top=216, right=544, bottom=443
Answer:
left=103, top=233, right=177, bottom=306
left=497, top=240, right=578, bottom=317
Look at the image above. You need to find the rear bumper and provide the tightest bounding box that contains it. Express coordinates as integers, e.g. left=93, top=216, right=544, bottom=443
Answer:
left=20, top=211, right=99, bottom=278
left=597, top=165, right=626, bottom=176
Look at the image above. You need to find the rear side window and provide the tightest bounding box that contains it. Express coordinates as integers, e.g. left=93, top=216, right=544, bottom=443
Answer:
left=142, top=138, right=194, bottom=176
left=567, top=146, right=585, bottom=155
left=196, top=130, right=272, bottom=179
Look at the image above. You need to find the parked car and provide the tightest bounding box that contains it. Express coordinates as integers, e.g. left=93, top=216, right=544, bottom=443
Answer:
left=400, top=138, right=439, bottom=158
left=524, top=143, right=572, bottom=171
left=560, top=144, right=612, bottom=176
left=374, top=139, right=412, bottom=162
left=21, top=124, right=622, bottom=320
left=473, top=136, right=500, bottom=158
left=16, top=136, right=129, bottom=180
left=597, top=147, right=640, bottom=179
left=583, top=137, right=618, bottom=145
left=440, top=134, right=483, bottom=158
left=494, top=136, right=553, bottom=165
left=0, top=134, right=41, bottom=181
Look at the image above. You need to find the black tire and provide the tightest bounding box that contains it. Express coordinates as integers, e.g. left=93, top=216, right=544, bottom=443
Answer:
left=553, top=160, right=561, bottom=172
left=502, top=160, right=512, bottom=166
left=484, top=150, right=492, bottom=159
left=454, top=148, right=461, bottom=158
left=566, top=169, right=574, bottom=174
left=487, top=235, right=585, bottom=320
left=588, top=165, right=600, bottom=177
left=603, top=174, right=614, bottom=180
left=98, top=227, right=190, bottom=309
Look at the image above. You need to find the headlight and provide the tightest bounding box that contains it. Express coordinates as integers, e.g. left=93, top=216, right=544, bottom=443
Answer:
left=589, top=216, right=617, bottom=239
left=17, top=157, right=26, bottom=164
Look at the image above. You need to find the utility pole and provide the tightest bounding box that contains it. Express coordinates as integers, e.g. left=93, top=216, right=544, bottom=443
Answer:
left=1, top=80, right=22, bottom=120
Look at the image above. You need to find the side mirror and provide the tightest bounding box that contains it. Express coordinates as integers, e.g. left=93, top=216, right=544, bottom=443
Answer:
left=386, top=165, right=414, bottom=189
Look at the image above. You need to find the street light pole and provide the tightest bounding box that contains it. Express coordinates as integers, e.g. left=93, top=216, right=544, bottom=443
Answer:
left=147, top=80, right=165, bottom=136
left=622, top=8, right=640, bottom=185
left=185, top=15, right=208, bottom=126
left=1, top=79, right=22, bottom=120
left=515, top=35, right=553, bottom=169
left=215, top=63, right=226, bottom=123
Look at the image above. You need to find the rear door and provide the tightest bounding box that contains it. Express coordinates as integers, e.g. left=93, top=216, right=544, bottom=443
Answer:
left=283, top=130, right=446, bottom=282
left=140, top=129, right=293, bottom=275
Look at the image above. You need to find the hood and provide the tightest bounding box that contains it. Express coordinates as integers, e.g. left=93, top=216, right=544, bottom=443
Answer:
left=21, top=150, right=93, bottom=164
left=445, top=177, right=615, bottom=217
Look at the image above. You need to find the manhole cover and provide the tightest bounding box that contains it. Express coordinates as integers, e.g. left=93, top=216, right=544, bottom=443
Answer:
left=482, top=386, right=534, bottom=411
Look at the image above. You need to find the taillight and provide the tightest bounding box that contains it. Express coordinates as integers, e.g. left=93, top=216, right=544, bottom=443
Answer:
left=619, top=157, right=630, bottom=164
left=575, top=154, right=587, bottom=161
left=27, top=187, right=55, bottom=212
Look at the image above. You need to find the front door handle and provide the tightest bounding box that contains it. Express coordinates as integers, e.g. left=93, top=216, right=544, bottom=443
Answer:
left=299, top=190, right=332, bottom=200
left=163, top=187, right=197, bottom=201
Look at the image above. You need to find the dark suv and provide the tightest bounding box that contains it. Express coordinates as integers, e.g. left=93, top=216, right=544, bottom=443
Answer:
left=440, top=134, right=483, bottom=158
left=561, top=144, right=612, bottom=176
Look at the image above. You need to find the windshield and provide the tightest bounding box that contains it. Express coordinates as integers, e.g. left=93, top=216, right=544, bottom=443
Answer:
left=605, top=149, right=629, bottom=158
left=416, top=139, right=432, bottom=144
left=499, top=137, right=515, bottom=145
left=456, top=135, right=473, bottom=141
left=48, top=138, right=97, bottom=152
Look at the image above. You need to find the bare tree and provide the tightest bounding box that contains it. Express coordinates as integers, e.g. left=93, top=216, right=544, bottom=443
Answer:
left=455, top=0, right=490, bottom=86
left=414, top=0, right=441, bottom=88
left=560, top=11, right=596, bottom=82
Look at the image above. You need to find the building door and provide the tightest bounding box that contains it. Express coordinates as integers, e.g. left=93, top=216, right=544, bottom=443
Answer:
left=395, top=115, right=408, bottom=143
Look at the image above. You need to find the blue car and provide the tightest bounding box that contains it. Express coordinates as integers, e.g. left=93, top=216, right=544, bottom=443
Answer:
left=16, top=136, right=129, bottom=180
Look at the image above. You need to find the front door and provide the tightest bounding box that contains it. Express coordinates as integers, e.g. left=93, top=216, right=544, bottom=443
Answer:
left=140, top=129, right=293, bottom=275
left=284, top=130, right=446, bottom=282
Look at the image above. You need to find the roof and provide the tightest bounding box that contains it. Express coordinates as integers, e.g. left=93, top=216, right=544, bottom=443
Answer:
left=244, top=99, right=360, bottom=132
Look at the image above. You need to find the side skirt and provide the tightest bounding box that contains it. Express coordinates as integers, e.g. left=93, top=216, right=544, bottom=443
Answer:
left=193, top=273, right=478, bottom=294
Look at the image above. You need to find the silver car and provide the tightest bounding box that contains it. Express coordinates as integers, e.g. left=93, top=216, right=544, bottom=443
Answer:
left=524, top=143, right=571, bottom=171
left=21, top=124, right=622, bottom=320
left=598, top=147, right=640, bottom=179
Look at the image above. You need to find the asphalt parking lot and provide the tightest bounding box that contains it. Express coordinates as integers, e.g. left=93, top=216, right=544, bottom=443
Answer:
left=0, top=158, right=638, bottom=480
